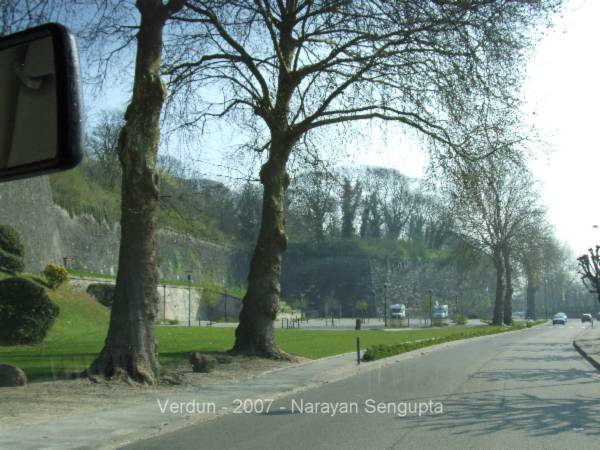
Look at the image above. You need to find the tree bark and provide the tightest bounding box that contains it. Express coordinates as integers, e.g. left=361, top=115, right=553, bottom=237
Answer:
left=492, top=248, right=505, bottom=326
left=87, top=1, right=175, bottom=384
left=502, top=245, right=513, bottom=325
left=231, top=135, right=295, bottom=358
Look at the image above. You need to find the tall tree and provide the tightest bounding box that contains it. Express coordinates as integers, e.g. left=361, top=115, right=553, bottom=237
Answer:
left=87, top=0, right=185, bottom=384
left=237, top=182, right=263, bottom=242
left=448, top=157, right=545, bottom=325
left=85, top=109, right=123, bottom=189
left=340, top=176, right=362, bottom=238
left=287, top=170, right=337, bottom=242
left=165, top=0, right=561, bottom=356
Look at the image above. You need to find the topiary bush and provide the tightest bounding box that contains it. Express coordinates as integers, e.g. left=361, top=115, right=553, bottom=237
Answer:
left=43, top=264, right=69, bottom=289
left=0, top=249, right=25, bottom=274
left=0, top=224, right=25, bottom=274
left=0, top=277, right=59, bottom=345
left=86, top=283, right=115, bottom=307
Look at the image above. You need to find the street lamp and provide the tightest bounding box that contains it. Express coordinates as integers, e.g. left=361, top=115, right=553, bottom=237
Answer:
left=429, top=289, right=433, bottom=327
left=186, top=270, right=193, bottom=326
left=383, top=282, right=389, bottom=328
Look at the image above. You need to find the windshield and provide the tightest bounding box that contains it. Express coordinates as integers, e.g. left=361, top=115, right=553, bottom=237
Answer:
left=3, top=1, right=600, bottom=450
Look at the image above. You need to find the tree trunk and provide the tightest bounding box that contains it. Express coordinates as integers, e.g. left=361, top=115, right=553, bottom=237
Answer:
left=231, top=136, right=294, bottom=358
left=502, top=246, right=513, bottom=325
left=492, top=249, right=505, bottom=326
left=525, top=267, right=538, bottom=320
left=87, top=1, right=173, bottom=384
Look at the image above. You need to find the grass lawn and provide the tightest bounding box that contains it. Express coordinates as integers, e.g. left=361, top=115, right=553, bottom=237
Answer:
left=0, top=274, right=534, bottom=380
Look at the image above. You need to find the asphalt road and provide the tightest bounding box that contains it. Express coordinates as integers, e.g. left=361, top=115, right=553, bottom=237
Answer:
left=125, top=322, right=600, bottom=450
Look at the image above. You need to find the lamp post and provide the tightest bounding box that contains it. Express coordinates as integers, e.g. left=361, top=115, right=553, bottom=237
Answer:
left=429, top=289, right=433, bottom=327
left=383, top=282, right=389, bottom=328
left=186, top=270, right=193, bottom=326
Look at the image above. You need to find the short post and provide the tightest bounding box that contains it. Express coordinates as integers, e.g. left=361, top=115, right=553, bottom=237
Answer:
left=356, top=336, right=360, bottom=365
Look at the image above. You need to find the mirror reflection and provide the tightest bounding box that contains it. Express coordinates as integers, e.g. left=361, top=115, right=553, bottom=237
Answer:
left=0, top=35, right=57, bottom=170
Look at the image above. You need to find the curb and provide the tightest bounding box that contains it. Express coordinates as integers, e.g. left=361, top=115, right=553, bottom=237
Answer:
left=573, top=336, right=600, bottom=371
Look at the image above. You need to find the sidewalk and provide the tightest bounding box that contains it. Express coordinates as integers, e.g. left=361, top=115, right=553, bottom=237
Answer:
left=0, top=329, right=530, bottom=450
left=573, top=325, right=600, bottom=371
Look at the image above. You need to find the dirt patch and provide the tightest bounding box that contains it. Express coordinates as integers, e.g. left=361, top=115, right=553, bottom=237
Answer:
left=0, top=354, right=309, bottom=431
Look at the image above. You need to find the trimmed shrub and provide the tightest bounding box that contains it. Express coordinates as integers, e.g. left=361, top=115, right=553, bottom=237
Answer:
left=86, top=283, right=115, bottom=307
left=0, top=224, right=25, bottom=258
left=43, top=264, right=69, bottom=289
left=0, top=248, right=25, bottom=274
left=0, top=277, right=59, bottom=345
left=0, top=225, right=25, bottom=274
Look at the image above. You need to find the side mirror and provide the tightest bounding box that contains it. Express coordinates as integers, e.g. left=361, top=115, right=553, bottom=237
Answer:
left=0, top=23, right=82, bottom=183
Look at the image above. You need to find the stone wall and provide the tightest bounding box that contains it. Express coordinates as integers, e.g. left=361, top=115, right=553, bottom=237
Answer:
left=0, top=176, right=249, bottom=285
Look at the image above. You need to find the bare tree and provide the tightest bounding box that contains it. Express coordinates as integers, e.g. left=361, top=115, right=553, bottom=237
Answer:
left=577, top=246, right=600, bottom=304
left=163, top=0, right=561, bottom=356
left=448, top=156, right=545, bottom=325
left=86, top=0, right=186, bottom=384
left=287, top=169, right=337, bottom=242
left=85, top=109, right=124, bottom=188
left=0, top=0, right=84, bottom=36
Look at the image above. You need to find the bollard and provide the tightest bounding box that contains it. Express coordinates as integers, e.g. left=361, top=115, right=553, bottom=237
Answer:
left=356, top=336, right=360, bottom=365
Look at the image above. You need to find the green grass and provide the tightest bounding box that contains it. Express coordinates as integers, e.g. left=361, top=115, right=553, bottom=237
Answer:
left=0, top=275, right=539, bottom=380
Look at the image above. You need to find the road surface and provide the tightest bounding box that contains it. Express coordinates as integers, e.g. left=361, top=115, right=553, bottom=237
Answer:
left=125, top=322, right=600, bottom=450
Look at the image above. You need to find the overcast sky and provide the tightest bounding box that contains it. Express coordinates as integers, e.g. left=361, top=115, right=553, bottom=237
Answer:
left=88, top=0, right=598, bottom=256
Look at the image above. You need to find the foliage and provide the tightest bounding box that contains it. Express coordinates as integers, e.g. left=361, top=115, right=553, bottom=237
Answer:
left=49, top=161, right=227, bottom=242
left=0, top=249, right=25, bottom=274
left=86, top=283, right=115, bottom=307
left=0, top=224, right=25, bottom=274
left=0, top=224, right=25, bottom=258
left=355, top=299, right=369, bottom=317
left=43, top=264, right=69, bottom=289
left=0, top=277, right=59, bottom=345
left=453, top=314, right=468, bottom=325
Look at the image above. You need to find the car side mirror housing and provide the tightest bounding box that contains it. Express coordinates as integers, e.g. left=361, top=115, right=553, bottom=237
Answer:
left=0, top=23, right=82, bottom=183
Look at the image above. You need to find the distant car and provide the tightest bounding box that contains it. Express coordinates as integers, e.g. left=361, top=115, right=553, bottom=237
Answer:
left=581, top=313, right=592, bottom=323
left=552, top=313, right=567, bottom=325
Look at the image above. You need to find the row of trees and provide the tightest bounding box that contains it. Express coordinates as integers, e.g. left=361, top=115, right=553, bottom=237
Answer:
left=284, top=167, right=451, bottom=247
left=3, top=0, right=564, bottom=383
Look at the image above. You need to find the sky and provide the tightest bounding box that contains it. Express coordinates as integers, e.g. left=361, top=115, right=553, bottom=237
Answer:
left=85, top=0, right=599, bottom=256
left=523, top=0, right=600, bottom=255
left=343, top=0, right=600, bottom=256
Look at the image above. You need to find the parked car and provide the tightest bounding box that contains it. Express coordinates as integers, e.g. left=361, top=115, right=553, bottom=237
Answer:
left=552, top=313, right=568, bottom=325
left=581, top=313, right=592, bottom=323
